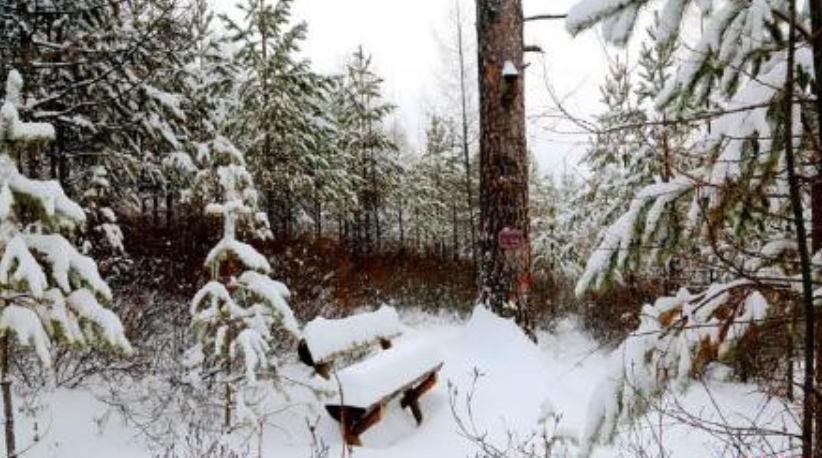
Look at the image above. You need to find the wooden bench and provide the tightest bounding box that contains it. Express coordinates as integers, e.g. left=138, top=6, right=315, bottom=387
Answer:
left=298, top=306, right=444, bottom=445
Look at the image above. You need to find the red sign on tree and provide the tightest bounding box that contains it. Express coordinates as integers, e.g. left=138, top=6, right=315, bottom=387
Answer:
left=498, top=227, right=524, bottom=250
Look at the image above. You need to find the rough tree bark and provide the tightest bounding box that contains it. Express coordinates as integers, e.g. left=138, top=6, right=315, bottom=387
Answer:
left=476, top=0, right=533, bottom=335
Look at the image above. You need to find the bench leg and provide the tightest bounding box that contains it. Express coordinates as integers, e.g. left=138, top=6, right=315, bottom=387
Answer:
left=400, top=371, right=438, bottom=425
left=404, top=397, right=423, bottom=424
left=315, top=362, right=331, bottom=380
left=341, top=405, right=382, bottom=446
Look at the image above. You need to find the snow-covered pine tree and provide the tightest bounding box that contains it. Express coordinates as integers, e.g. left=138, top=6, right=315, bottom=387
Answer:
left=185, top=135, right=299, bottom=431
left=574, top=57, right=649, bottom=234
left=434, top=0, right=480, bottom=263
left=126, top=0, right=197, bottom=223
left=565, top=0, right=821, bottom=455
left=171, top=0, right=242, bottom=210
left=222, top=0, right=338, bottom=238
left=1, top=0, right=193, bottom=213
left=184, top=0, right=240, bottom=138
left=0, top=69, right=132, bottom=457
left=318, top=75, right=363, bottom=243
left=566, top=0, right=789, bottom=112
left=307, top=76, right=359, bottom=239
left=530, top=164, right=588, bottom=286
left=336, top=47, right=399, bottom=254
left=572, top=27, right=696, bottom=296
left=405, top=114, right=474, bottom=258
left=572, top=2, right=814, bottom=308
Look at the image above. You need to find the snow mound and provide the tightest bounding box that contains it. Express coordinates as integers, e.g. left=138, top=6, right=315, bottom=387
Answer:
left=457, top=305, right=545, bottom=366
left=444, top=306, right=558, bottom=440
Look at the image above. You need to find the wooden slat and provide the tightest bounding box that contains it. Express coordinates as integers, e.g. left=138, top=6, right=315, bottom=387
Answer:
left=383, top=363, right=441, bottom=406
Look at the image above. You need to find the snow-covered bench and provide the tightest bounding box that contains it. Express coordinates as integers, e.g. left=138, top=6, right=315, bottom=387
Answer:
left=298, top=306, right=444, bottom=445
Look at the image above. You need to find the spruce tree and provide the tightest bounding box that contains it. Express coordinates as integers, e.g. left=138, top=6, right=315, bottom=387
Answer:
left=185, top=135, right=298, bottom=431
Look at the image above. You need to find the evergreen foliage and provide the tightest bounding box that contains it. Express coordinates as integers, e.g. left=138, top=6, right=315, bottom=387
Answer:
left=0, top=68, right=132, bottom=363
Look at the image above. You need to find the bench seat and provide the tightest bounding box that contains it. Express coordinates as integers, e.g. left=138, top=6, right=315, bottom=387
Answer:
left=328, top=338, right=443, bottom=408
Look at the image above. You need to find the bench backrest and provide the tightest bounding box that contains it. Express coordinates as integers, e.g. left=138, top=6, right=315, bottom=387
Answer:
left=299, top=305, right=403, bottom=378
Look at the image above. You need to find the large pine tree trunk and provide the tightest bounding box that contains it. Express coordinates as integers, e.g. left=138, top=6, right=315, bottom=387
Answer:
left=476, top=0, right=532, bottom=334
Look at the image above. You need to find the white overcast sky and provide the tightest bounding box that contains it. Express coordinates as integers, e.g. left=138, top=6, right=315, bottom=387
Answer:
left=221, top=0, right=624, bottom=177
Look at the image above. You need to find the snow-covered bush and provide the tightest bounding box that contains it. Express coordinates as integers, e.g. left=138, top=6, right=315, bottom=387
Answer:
left=579, top=285, right=773, bottom=455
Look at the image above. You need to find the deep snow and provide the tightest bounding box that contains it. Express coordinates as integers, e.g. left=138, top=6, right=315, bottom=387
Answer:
left=2, top=307, right=795, bottom=457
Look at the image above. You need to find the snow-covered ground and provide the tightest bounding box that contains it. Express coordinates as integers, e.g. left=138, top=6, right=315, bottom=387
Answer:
left=4, top=307, right=795, bottom=457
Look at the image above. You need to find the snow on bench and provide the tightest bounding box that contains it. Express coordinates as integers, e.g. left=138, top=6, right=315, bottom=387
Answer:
left=329, top=337, right=443, bottom=408
left=299, top=305, right=402, bottom=377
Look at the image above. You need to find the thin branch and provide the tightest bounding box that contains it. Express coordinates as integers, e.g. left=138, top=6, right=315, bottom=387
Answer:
left=524, top=14, right=567, bottom=22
